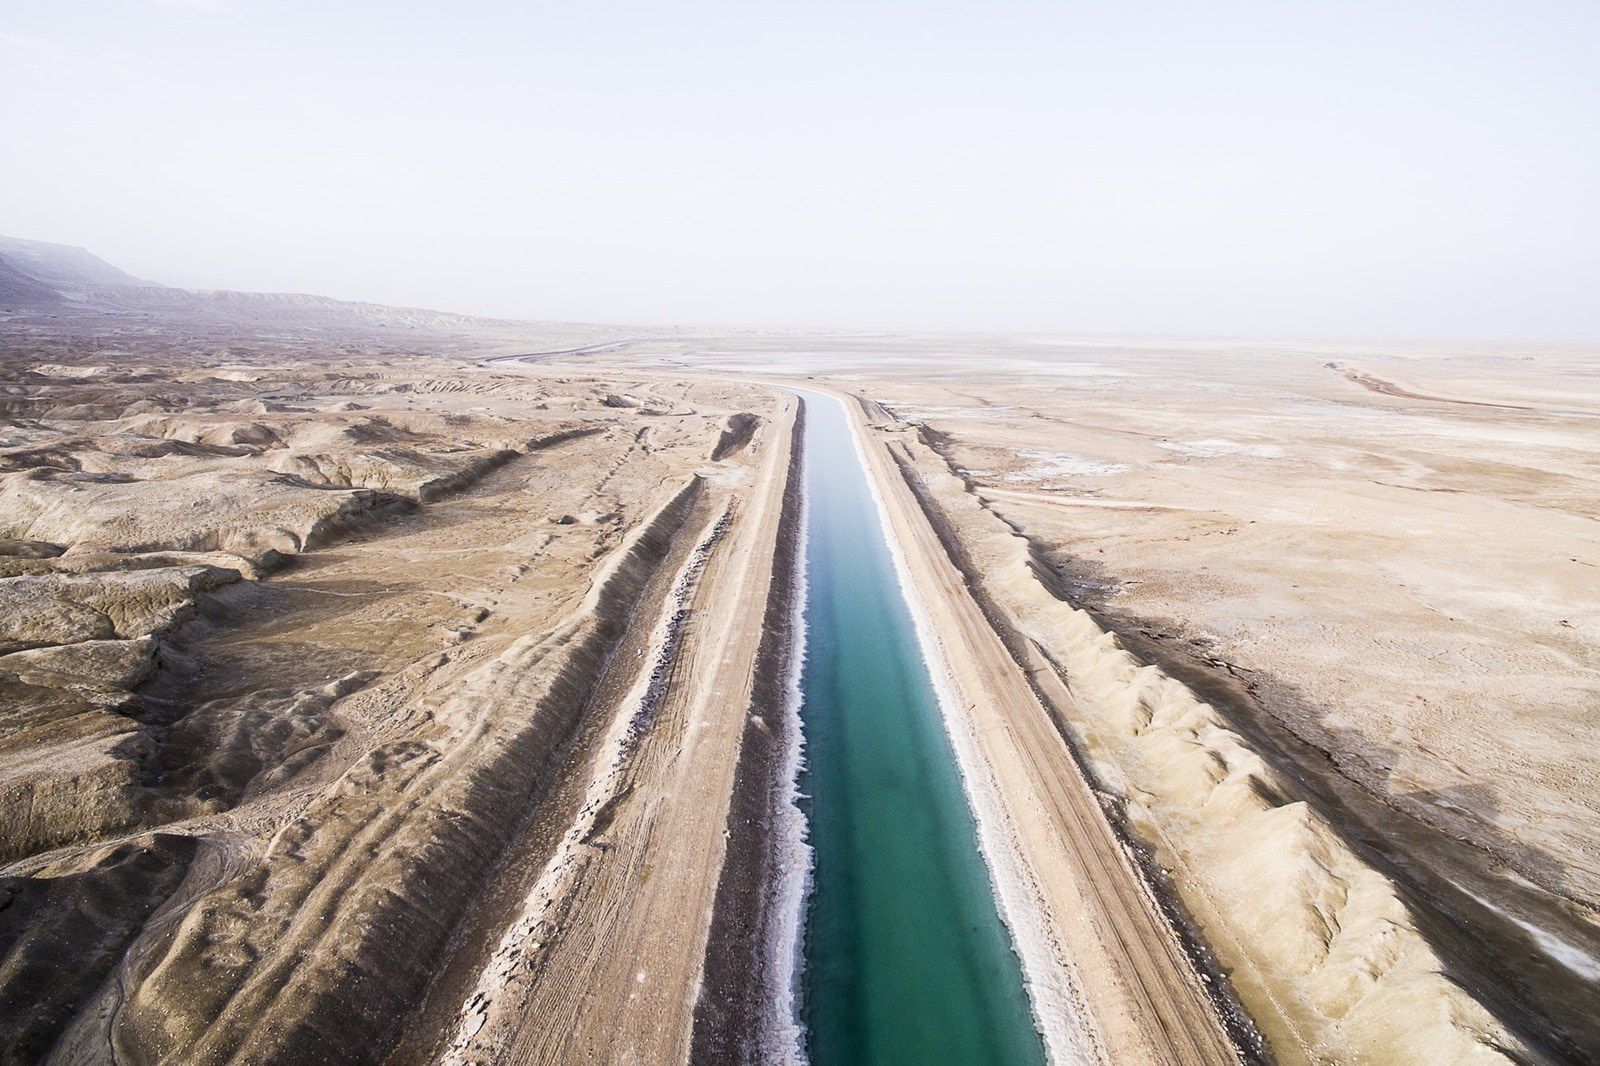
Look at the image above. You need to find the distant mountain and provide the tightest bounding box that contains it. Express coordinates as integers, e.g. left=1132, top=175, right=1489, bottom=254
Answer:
left=0, top=234, right=519, bottom=332
left=0, top=235, right=161, bottom=294
left=105, top=286, right=526, bottom=330
left=0, top=253, right=64, bottom=307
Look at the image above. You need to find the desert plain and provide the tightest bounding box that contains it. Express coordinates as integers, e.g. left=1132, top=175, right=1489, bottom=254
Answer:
left=2, top=238, right=1598, bottom=1065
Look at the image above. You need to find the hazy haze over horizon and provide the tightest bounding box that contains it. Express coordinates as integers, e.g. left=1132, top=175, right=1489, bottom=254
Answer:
left=3, top=0, right=1597, bottom=341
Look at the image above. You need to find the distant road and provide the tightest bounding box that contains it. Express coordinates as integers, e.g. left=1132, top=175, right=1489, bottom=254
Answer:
left=1327, top=360, right=1600, bottom=417
left=483, top=339, right=640, bottom=364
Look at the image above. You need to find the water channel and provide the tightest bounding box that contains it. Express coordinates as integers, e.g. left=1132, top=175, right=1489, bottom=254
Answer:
left=794, top=390, right=1045, bottom=1065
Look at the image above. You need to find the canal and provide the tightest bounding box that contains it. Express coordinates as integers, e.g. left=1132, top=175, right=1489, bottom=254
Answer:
left=795, top=390, right=1045, bottom=1065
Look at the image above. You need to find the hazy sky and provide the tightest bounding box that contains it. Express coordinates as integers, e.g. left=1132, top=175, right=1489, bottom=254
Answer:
left=3, top=1, right=1597, bottom=339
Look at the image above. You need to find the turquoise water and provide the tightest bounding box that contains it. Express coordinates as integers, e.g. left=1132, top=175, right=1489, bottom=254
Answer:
left=796, top=391, right=1045, bottom=1066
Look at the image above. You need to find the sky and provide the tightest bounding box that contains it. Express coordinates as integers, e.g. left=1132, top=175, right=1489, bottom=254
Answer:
left=2, top=1, right=1598, bottom=340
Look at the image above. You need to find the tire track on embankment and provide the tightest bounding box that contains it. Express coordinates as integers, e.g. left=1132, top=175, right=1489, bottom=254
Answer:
left=383, top=477, right=721, bottom=1064
left=437, top=502, right=731, bottom=1062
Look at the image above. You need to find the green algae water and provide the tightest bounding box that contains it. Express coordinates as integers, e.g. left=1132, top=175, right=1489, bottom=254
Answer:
left=796, top=391, right=1045, bottom=1065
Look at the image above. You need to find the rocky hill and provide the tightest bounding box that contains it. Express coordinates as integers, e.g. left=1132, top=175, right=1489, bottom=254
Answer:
left=0, top=235, right=516, bottom=333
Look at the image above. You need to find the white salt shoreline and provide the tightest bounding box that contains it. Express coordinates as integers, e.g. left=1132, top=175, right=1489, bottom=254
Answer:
left=760, top=405, right=813, bottom=1064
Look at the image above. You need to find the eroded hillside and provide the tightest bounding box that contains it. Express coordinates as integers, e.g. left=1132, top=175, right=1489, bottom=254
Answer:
left=0, top=342, right=792, bottom=1063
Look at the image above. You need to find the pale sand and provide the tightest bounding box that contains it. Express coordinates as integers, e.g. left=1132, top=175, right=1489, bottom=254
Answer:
left=831, top=339, right=1600, bottom=1059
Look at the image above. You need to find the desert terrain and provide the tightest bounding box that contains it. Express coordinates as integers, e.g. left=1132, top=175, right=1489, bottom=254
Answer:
left=595, top=335, right=1600, bottom=1062
left=3, top=238, right=1598, bottom=1065
left=1, top=239, right=804, bottom=1063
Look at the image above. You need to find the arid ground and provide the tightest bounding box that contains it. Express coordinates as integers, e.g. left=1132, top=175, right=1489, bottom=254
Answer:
left=598, top=334, right=1600, bottom=1063
left=3, top=240, right=1597, bottom=1064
